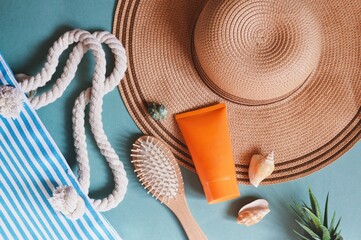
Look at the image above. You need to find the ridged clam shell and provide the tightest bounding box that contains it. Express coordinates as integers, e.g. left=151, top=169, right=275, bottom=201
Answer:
left=248, top=151, right=275, bottom=187
left=237, top=199, right=270, bottom=226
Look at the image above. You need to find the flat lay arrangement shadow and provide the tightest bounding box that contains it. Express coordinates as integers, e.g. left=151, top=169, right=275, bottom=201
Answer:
left=1, top=0, right=361, bottom=239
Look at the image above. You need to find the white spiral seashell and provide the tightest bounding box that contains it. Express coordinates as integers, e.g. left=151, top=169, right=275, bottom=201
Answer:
left=237, top=199, right=270, bottom=226
left=248, top=151, right=275, bottom=187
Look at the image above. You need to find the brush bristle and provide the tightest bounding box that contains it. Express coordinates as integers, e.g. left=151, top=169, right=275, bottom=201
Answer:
left=131, top=136, right=179, bottom=203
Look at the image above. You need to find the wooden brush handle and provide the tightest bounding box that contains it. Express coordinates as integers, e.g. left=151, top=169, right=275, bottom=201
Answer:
left=167, top=196, right=208, bottom=240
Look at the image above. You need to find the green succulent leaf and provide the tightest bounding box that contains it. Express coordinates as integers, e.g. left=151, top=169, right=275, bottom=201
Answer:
left=309, top=188, right=322, bottom=222
left=296, top=220, right=321, bottom=240
left=321, top=226, right=331, bottom=240
left=304, top=207, right=323, bottom=229
left=324, top=193, right=329, bottom=228
left=302, top=200, right=313, bottom=212
left=294, top=230, right=311, bottom=240
left=291, top=204, right=309, bottom=225
left=329, top=212, right=336, bottom=234
left=334, top=218, right=342, bottom=234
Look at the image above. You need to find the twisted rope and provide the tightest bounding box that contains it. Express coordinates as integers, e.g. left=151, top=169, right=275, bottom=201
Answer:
left=18, top=29, right=128, bottom=217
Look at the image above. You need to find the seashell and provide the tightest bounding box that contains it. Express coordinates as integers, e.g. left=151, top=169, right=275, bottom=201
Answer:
left=147, top=102, right=168, bottom=121
left=0, top=85, right=23, bottom=118
left=248, top=151, right=275, bottom=187
left=237, top=199, right=270, bottom=226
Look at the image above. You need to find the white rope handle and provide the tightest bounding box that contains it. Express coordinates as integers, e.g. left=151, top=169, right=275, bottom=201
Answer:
left=17, top=29, right=128, bottom=217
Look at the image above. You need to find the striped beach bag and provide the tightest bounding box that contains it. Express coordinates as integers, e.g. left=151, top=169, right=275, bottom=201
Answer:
left=0, top=31, right=125, bottom=240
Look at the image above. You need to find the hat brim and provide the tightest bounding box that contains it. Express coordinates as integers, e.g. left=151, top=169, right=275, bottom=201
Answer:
left=113, top=0, right=361, bottom=184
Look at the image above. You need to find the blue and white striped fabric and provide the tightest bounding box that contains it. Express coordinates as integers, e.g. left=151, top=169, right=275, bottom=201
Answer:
left=0, top=53, right=121, bottom=240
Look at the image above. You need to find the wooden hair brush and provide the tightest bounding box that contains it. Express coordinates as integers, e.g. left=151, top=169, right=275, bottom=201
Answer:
left=131, top=136, right=207, bottom=240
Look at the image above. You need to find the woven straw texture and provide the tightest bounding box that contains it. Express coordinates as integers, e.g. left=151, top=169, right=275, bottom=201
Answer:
left=113, top=0, right=361, bottom=184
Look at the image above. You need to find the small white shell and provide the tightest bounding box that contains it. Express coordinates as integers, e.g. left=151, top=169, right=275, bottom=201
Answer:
left=0, top=85, right=23, bottom=118
left=237, top=199, right=270, bottom=226
left=248, top=151, right=275, bottom=187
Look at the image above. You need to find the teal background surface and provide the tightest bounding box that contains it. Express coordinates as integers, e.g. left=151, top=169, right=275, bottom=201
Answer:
left=0, top=1, right=360, bottom=239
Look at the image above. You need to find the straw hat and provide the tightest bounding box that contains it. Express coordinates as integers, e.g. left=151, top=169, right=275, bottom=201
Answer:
left=113, top=0, right=361, bottom=184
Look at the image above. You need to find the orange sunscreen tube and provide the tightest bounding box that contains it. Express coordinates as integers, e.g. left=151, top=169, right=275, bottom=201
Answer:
left=175, top=103, right=239, bottom=203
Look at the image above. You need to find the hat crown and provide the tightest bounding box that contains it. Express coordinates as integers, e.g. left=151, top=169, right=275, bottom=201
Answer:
left=193, top=0, right=322, bottom=104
